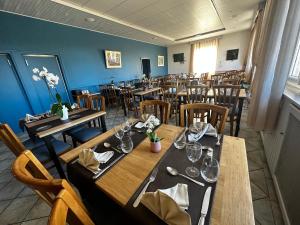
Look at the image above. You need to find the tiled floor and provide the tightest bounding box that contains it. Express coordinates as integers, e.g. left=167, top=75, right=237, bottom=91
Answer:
left=0, top=105, right=284, bottom=225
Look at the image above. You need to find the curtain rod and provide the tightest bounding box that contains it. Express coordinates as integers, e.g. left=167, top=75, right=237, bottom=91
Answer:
left=188, top=35, right=223, bottom=45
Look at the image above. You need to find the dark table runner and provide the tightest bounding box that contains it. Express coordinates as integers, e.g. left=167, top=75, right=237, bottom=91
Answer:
left=25, top=109, right=101, bottom=136
left=67, top=129, right=223, bottom=225
left=67, top=127, right=148, bottom=181
left=125, top=135, right=223, bottom=225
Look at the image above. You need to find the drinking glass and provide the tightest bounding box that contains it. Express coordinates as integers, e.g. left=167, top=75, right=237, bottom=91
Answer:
left=200, top=154, right=220, bottom=183
left=121, top=136, right=134, bottom=153
left=114, top=125, right=124, bottom=150
left=188, top=122, right=205, bottom=141
left=123, top=118, right=134, bottom=136
left=185, top=142, right=202, bottom=177
left=174, top=133, right=186, bottom=149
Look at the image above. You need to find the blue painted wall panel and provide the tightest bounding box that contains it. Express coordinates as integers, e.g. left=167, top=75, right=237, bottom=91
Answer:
left=0, top=12, right=167, bottom=132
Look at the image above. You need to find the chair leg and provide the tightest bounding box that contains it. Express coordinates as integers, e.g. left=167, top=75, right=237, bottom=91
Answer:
left=72, top=138, right=77, bottom=147
left=63, top=133, right=67, bottom=143
left=230, top=116, right=234, bottom=136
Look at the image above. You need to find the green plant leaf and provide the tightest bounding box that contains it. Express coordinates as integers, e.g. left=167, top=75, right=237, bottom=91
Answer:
left=56, top=93, right=62, bottom=103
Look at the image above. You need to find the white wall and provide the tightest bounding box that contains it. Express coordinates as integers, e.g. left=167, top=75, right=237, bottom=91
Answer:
left=167, top=44, right=190, bottom=74
left=167, top=30, right=250, bottom=74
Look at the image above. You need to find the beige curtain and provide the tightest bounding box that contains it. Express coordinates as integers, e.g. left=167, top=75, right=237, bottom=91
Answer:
left=244, top=9, right=264, bottom=82
left=189, top=39, right=218, bottom=76
left=247, top=0, right=291, bottom=130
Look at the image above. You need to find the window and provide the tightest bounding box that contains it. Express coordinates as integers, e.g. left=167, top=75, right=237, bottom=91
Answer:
left=289, top=37, right=300, bottom=84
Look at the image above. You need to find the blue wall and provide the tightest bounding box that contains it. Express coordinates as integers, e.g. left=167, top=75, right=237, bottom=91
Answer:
left=0, top=12, right=167, bottom=132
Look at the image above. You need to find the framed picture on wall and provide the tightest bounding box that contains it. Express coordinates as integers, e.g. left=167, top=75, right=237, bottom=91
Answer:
left=158, top=55, right=164, bottom=67
left=105, top=50, right=122, bottom=68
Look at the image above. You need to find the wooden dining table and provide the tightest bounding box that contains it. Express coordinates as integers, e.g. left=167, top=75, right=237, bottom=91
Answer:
left=24, top=108, right=107, bottom=178
left=134, top=87, right=161, bottom=101
left=60, top=123, right=254, bottom=225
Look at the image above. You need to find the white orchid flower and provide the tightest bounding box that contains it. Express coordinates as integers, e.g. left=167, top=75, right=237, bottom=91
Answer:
left=32, top=75, right=41, bottom=81
left=146, top=129, right=152, bottom=134
left=39, top=70, right=47, bottom=77
left=42, top=67, right=48, bottom=72
left=32, top=68, right=39, bottom=73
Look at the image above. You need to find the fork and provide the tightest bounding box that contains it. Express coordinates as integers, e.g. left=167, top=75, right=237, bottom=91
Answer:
left=133, top=168, right=158, bottom=207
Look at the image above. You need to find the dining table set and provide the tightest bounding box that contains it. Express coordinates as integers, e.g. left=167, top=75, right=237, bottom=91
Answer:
left=59, top=117, right=254, bottom=225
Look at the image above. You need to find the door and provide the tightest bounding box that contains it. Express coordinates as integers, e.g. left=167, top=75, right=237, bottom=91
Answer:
left=0, top=54, right=32, bottom=132
left=141, top=58, right=151, bottom=78
left=23, top=54, right=70, bottom=113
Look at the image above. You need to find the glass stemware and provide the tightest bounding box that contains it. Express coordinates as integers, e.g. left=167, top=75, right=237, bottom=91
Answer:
left=123, top=118, right=134, bottom=136
left=188, top=122, right=206, bottom=141
left=185, top=142, right=202, bottom=177
left=200, top=148, right=219, bottom=183
left=174, top=132, right=186, bottom=149
left=114, top=125, right=124, bottom=150
left=121, top=135, right=133, bottom=153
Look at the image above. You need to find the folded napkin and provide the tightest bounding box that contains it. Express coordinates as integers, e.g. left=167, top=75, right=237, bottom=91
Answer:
left=188, top=123, right=217, bottom=142
left=78, top=149, right=114, bottom=173
left=141, top=183, right=191, bottom=225
left=25, top=114, right=41, bottom=122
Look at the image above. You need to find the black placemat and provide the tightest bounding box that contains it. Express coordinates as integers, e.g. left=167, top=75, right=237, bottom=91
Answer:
left=125, top=134, right=223, bottom=225
left=67, top=129, right=148, bottom=181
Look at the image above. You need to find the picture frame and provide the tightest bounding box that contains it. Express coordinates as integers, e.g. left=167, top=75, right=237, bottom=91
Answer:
left=105, top=50, right=122, bottom=68
left=158, top=55, right=164, bottom=67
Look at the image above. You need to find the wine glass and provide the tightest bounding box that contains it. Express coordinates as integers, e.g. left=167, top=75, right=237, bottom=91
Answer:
left=114, top=125, right=124, bottom=150
left=185, top=142, right=202, bottom=177
left=123, top=118, right=134, bottom=136
left=188, top=122, right=205, bottom=141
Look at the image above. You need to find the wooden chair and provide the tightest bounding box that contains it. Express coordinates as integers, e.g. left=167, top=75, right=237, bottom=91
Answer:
left=200, top=73, right=209, bottom=81
left=121, top=87, right=139, bottom=117
left=212, top=85, right=241, bottom=135
left=0, top=123, right=71, bottom=164
left=162, top=85, right=179, bottom=125
left=48, top=189, right=94, bottom=225
left=186, top=85, right=209, bottom=103
left=140, top=100, right=171, bottom=124
left=102, top=85, right=118, bottom=107
left=12, top=150, right=86, bottom=210
left=76, top=95, right=90, bottom=108
left=88, top=94, right=106, bottom=128
left=179, top=103, right=229, bottom=134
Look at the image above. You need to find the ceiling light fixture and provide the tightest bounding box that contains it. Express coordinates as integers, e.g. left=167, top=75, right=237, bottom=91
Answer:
left=85, top=17, right=95, bottom=22
left=175, top=28, right=226, bottom=42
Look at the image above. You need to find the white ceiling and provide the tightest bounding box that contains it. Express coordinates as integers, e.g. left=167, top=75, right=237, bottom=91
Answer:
left=0, top=0, right=263, bottom=46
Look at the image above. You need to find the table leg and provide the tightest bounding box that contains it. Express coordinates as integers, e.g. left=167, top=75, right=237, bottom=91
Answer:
left=121, top=94, right=127, bottom=116
left=43, top=136, right=66, bottom=179
left=100, top=116, right=107, bottom=133
left=235, top=98, right=244, bottom=137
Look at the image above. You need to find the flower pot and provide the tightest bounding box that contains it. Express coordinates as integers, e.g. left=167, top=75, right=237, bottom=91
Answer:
left=150, top=141, right=161, bottom=153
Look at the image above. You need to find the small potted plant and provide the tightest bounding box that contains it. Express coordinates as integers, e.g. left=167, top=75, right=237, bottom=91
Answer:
left=144, top=115, right=162, bottom=153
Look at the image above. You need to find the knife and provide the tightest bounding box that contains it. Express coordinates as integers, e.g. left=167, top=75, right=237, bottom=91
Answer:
left=198, top=186, right=212, bottom=225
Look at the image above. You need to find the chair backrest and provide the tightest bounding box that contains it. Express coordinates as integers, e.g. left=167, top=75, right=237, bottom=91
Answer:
left=200, top=73, right=208, bottom=81
left=121, top=87, right=136, bottom=111
left=76, top=95, right=90, bottom=108
left=12, top=150, right=87, bottom=212
left=212, top=85, right=241, bottom=113
left=140, top=100, right=171, bottom=124
left=186, top=85, right=209, bottom=103
left=0, top=123, right=26, bottom=156
left=88, top=95, right=105, bottom=112
left=161, top=85, right=178, bottom=104
left=211, top=74, right=224, bottom=85
left=180, top=103, right=229, bottom=134
left=48, top=189, right=94, bottom=225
